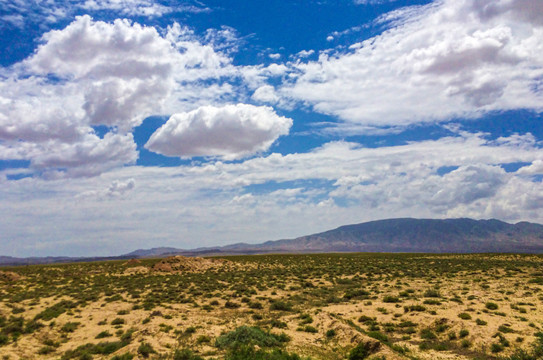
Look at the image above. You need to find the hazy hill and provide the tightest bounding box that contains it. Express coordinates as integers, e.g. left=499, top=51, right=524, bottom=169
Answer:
left=222, top=218, right=543, bottom=253
left=121, top=218, right=543, bottom=256
left=2, top=218, right=543, bottom=265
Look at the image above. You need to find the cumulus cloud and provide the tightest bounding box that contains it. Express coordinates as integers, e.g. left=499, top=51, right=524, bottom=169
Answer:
left=145, top=104, right=292, bottom=159
left=518, top=160, right=543, bottom=175
left=31, top=133, right=138, bottom=178
left=0, top=16, right=241, bottom=177
left=23, top=15, right=178, bottom=131
left=251, top=85, right=280, bottom=104
left=281, top=0, right=543, bottom=127
left=295, top=49, right=315, bottom=58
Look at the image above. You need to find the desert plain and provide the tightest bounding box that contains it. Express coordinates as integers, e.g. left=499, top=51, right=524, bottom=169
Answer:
left=1, top=253, right=543, bottom=360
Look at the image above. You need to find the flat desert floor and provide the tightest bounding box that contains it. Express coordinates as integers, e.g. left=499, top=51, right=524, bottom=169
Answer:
left=1, top=253, right=543, bottom=360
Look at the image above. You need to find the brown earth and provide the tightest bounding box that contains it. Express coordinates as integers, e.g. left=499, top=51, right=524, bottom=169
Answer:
left=0, top=270, right=22, bottom=281
left=151, top=255, right=232, bottom=273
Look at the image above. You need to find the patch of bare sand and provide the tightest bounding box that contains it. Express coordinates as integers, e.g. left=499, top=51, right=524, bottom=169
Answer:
left=151, top=256, right=232, bottom=273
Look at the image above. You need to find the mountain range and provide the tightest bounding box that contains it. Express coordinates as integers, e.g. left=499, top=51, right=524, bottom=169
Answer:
left=2, top=218, right=543, bottom=265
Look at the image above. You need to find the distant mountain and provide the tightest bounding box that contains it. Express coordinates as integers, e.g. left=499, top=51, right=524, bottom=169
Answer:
left=121, top=218, right=543, bottom=256
left=123, top=247, right=184, bottom=258
left=223, top=218, right=543, bottom=254
left=2, top=218, right=543, bottom=266
left=0, top=255, right=134, bottom=266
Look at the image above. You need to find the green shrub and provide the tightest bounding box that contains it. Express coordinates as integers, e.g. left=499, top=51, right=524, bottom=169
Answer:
left=120, top=328, right=135, bottom=343
left=111, top=318, right=125, bottom=325
left=173, top=349, right=204, bottom=360
left=458, top=313, right=472, bottom=320
left=225, top=301, right=241, bottom=309
left=486, top=302, right=499, bottom=310
left=344, top=289, right=370, bottom=300
left=404, top=305, right=426, bottom=312
left=301, top=325, right=318, bottom=333
left=35, top=300, right=77, bottom=321
left=419, top=341, right=448, bottom=351
left=491, top=343, right=504, bottom=353
left=216, top=326, right=290, bottom=350
left=196, top=335, right=211, bottom=344
left=423, top=299, right=441, bottom=305
left=60, top=322, right=80, bottom=333
left=249, top=302, right=263, bottom=309
left=38, top=345, right=56, bottom=355
left=269, top=301, right=293, bottom=312
left=111, top=353, right=134, bottom=360
left=185, top=326, right=197, bottom=334
left=382, top=296, right=400, bottom=303
left=270, top=319, right=288, bottom=329
left=137, top=342, right=156, bottom=358
left=61, top=341, right=125, bottom=359
left=367, top=331, right=388, bottom=343
left=348, top=341, right=380, bottom=360
left=420, top=329, right=437, bottom=340
left=224, top=345, right=304, bottom=360
left=423, top=289, right=441, bottom=298
left=95, top=330, right=112, bottom=339
left=498, top=325, right=515, bottom=333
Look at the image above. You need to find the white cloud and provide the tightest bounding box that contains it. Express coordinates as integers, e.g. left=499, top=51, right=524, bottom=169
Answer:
left=518, top=160, right=543, bottom=175
left=23, top=15, right=177, bottom=131
left=0, top=0, right=206, bottom=30
left=77, top=178, right=136, bottom=198
left=0, top=16, right=242, bottom=177
left=2, top=130, right=543, bottom=256
left=354, top=0, right=399, bottom=4
left=145, top=104, right=292, bottom=160
left=282, top=0, right=543, bottom=128
left=269, top=53, right=281, bottom=59
left=295, top=49, right=315, bottom=58
left=80, top=0, right=174, bottom=17
left=31, top=133, right=138, bottom=178
left=1, top=14, right=24, bottom=27
left=251, top=85, right=280, bottom=104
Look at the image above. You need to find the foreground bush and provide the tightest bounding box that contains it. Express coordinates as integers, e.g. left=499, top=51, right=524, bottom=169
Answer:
left=173, top=348, right=204, bottom=360
left=348, top=340, right=381, bottom=360
left=216, top=326, right=290, bottom=350
left=225, top=345, right=306, bottom=360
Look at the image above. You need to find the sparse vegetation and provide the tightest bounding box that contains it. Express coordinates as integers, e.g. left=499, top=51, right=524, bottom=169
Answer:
left=0, top=253, right=542, bottom=359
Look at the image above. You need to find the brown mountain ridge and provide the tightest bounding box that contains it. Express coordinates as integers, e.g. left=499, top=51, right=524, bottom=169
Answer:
left=2, top=218, right=543, bottom=265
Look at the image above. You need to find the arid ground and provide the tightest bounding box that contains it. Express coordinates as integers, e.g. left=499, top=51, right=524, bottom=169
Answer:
left=1, top=253, right=543, bottom=360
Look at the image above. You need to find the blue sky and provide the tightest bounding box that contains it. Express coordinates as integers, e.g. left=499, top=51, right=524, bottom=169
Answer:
left=0, top=0, right=542, bottom=257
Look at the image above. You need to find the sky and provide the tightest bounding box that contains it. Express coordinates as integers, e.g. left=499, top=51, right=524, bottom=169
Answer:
left=0, top=0, right=542, bottom=257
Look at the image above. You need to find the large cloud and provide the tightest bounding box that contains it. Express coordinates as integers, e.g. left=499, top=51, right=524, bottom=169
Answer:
left=145, top=104, right=292, bottom=159
left=280, top=0, right=543, bottom=128
left=0, top=15, right=239, bottom=177
left=23, top=15, right=181, bottom=130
